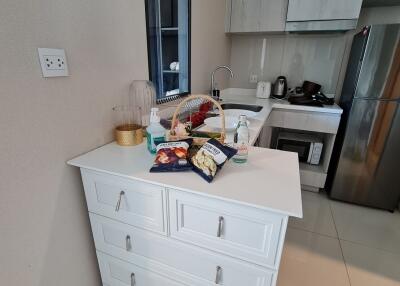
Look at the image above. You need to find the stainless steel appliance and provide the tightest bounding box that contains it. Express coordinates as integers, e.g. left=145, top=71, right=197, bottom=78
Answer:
left=272, top=76, right=287, bottom=99
left=277, top=132, right=323, bottom=165
left=328, top=25, right=400, bottom=211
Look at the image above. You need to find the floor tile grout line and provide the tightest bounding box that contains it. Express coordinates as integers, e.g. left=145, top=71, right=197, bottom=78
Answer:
left=338, top=237, right=400, bottom=257
left=327, top=195, right=400, bottom=256
left=287, top=225, right=339, bottom=240
left=329, top=199, right=353, bottom=286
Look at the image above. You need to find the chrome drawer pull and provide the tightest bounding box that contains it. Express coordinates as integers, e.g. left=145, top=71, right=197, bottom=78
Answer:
left=115, top=191, right=125, bottom=212
left=131, top=273, right=136, bottom=286
left=217, top=216, right=224, bottom=238
left=215, top=266, right=222, bottom=284
left=126, top=235, right=132, bottom=251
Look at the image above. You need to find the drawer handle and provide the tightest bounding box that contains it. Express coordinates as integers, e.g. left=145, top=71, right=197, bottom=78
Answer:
left=131, top=273, right=136, bottom=286
left=215, top=266, right=222, bottom=284
left=126, top=235, right=132, bottom=251
left=115, top=191, right=125, bottom=212
left=217, top=216, right=224, bottom=238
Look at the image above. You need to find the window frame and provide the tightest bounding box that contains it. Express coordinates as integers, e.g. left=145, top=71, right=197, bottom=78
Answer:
left=144, top=0, right=192, bottom=104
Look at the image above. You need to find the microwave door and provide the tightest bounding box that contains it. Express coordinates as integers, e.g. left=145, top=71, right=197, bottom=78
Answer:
left=277, top=138, right=310, bottom=162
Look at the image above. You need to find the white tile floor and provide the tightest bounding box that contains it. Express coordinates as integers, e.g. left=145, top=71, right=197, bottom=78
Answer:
left=278, top=191, right=400, bottom=286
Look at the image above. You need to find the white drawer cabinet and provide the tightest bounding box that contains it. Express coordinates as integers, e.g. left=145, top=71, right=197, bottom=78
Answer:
left=268, top=109, right=341, bottom=134
left=74, top=168, right=295, bottom=286
left=90, top=213, right=275, bottom=286
left=169, top=190, right=287, bottom=268
left=81, top=169, right=166, bottom=234
left=97, top=251, right=186, bottom=286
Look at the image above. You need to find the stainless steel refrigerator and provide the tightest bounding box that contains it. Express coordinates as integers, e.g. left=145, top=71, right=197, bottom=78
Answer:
left=328, top=24, right=400, bottom=211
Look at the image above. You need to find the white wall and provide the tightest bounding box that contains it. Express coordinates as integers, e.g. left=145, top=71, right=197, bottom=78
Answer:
left=191, top=0, right=232, bottom=93
left=0, top=1, right=230, bottom=286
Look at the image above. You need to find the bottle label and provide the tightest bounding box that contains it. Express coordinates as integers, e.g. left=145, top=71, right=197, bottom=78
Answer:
left=236, top=142, right=248, bottom=156
left=156, top=141, right=189, bottom=152
left=147, top=132, right=165, bottom=153
left=201, top=141, right=228, bottom=164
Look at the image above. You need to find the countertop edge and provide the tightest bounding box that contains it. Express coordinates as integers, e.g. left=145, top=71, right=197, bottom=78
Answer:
left=67, top=161, right=302, bottom=218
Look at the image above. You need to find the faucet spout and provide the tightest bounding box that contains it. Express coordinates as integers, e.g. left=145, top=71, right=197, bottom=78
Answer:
left=210, top=65, right=234, bottom=97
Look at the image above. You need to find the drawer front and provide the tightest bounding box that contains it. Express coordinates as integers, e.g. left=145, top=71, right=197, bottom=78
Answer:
left=97, top=251, right=185, bottom=286
left=169, top=190, right=287, bottom=268
left=268, top=109, right=341, bottom=134
left=81, top=169, right=166, bottom=234
left=90, top=213, right=274, bottom=286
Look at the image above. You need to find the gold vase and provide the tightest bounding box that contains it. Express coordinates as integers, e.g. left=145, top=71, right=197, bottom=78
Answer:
left=115, top=124, right=143, bottom=146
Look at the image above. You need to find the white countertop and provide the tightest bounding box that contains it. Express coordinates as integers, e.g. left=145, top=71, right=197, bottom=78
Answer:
left=68, top=142, right=302, bottom=217
left=221, top=88, right=342, bottom=114
left=198, top=88, right=342, bottom=145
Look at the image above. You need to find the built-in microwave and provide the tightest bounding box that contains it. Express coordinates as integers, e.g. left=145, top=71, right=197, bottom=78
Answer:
left=277, top=132, right=323, bottom=165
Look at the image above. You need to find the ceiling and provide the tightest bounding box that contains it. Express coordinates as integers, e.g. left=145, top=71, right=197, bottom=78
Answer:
left=362, top=0, right=400, bottom=7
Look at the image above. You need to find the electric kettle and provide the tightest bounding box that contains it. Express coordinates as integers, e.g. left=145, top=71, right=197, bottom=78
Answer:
left=272, top=76, right=287, bottom=99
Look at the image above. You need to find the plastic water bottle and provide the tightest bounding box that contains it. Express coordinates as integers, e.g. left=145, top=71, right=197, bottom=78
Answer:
left=233, top=115, right=249, bottom=163
left=146, top=108, right=166, bottom=154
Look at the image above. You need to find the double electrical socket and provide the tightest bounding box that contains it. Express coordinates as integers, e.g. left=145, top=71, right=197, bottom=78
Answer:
left=250, top=74, right=258, bottom=83
left=38, top=48, right=69, bottom=77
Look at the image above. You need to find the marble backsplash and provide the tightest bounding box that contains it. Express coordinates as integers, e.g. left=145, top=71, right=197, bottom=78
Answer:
left=229, top=33, right=347, bottom=95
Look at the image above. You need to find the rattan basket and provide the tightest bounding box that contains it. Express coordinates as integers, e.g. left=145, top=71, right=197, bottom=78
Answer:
left=169, top=94, right=225, bottom=145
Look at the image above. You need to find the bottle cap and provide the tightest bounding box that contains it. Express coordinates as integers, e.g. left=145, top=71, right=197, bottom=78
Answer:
left=150, top=107, right=160, bottom=123
left=239, top=115, right=247, bottom=122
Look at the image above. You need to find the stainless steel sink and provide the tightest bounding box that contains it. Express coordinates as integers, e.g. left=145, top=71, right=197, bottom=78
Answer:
left=220, top=103, right=263, bottom=112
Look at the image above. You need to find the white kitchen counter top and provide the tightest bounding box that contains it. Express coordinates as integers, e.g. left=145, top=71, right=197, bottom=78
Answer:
left=198, top=88, right=342, bottom=145
left=221, top=88, right=343, bottom=115
left=68, top=142, right=302, bottom=218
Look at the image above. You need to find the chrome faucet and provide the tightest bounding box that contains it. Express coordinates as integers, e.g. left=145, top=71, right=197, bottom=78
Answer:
left=210, top=66, right=234, bottom=97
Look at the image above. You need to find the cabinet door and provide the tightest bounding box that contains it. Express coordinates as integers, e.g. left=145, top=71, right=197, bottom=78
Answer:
left=287, top=0, right=362, bottom=22
left=81, top=169, right=166, bottom=234
left=229, top=0, right=287, bottom=32
left=169, top=190, right=287, bottom=268
left=230, top=0, right=261, bottom=32
left=259, top=0, right=287, bottom=32
left=97, top=252, right=186, bottom=286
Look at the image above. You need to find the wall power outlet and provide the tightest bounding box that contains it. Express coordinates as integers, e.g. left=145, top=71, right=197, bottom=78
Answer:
left=38, top=48, right=69, bottom=77
left=250, top=74, right=258, bottom=83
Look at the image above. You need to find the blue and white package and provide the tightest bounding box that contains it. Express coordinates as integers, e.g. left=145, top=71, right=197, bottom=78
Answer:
left=190, top=139, right=237, bottom=182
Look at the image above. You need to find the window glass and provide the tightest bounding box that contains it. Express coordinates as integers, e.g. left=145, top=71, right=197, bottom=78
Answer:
left=145, top=0, right=191, bottom=103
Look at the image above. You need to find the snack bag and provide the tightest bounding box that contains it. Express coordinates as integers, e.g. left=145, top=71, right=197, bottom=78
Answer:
left=150, top=139, right=193, bottom=172
left=191, top=139, right=237, bottom=182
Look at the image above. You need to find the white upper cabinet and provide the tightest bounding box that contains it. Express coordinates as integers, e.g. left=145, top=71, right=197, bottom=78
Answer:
left=285, top=0, right=363, bottom=31
left=226, top=0, right=288, bottom=33
left=286, top=0, right=363, bottom=22
left=259, top=0, right=288, bottom=31
left=226, top=0, right=363, bottom=33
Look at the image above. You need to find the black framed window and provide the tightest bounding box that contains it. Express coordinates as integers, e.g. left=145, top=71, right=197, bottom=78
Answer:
left=145, top=0, right=191, bottom=104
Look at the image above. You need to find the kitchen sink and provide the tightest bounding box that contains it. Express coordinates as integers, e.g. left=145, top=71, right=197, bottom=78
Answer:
left=221, top=103, right=263, bottom=112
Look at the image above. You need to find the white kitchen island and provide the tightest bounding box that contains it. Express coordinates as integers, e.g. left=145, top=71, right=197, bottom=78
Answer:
left=68, top=140, right=302, bottom=286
